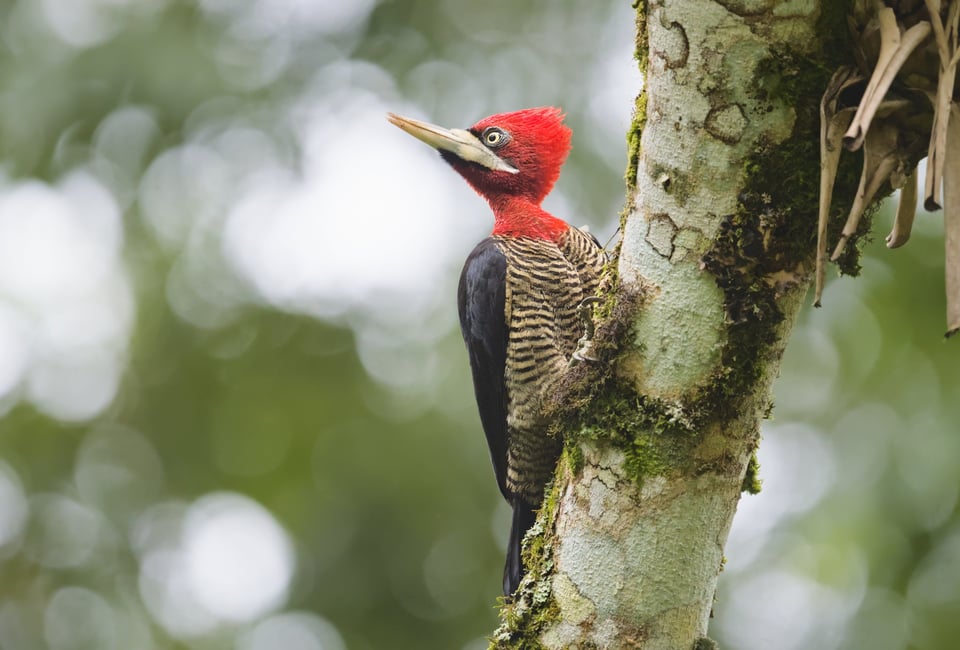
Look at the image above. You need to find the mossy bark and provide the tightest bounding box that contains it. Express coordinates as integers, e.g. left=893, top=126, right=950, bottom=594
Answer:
left=493, top=2, right=862, bottom=648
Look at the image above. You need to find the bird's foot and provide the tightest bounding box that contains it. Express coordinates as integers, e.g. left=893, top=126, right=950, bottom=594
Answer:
left=570, top=297, right=602, bottom=365
left=571, top=338, right=597, bottom=364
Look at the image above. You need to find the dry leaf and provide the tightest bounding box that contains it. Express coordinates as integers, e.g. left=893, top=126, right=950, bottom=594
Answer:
left=944, top=104, right=960, bottom=335
left=816, top=67, right=866, bottom=306
left=886, top=167, right=919, bottom=247
left=845, top=10, right=931, bottom=151
left=923, top=0, right=960, bottom=209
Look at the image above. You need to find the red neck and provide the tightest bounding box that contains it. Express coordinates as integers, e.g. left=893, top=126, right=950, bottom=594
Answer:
left=488, top=196, right=569, bottom=242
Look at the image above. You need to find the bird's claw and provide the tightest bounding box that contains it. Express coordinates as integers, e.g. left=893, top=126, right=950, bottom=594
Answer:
left=570, top=297, right=602, bottom=366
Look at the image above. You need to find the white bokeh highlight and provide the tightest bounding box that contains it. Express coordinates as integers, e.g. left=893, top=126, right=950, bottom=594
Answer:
left=222, top=90, right=487, bottom=322
left=720, top=569, right=862, bottom=650
left=725, top=421, right=838, bottom=572
left=0, top=172, right=132, bottom=421
left=135, top=492, right=295, bottom=638
left=237, top=612, right=347, bottom=650
left=183, top=492, right=294, bottom=621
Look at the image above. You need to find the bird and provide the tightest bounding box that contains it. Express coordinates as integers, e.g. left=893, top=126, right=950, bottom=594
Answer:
left=387, top=107, right=606, bottom=596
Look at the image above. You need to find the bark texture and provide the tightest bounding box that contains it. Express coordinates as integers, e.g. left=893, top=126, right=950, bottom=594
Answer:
left=494, top=2, right=861, bottom=648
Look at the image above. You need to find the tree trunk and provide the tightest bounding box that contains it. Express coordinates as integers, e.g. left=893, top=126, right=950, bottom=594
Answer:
left=494, top=2, right=862, bottom=648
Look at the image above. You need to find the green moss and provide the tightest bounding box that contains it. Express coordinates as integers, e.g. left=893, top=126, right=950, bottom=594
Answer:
left=545, top=275, right=704, bottom=487
left=741, top=451, right=761, bottom=494
left=747, top=4, right=871, bottom=271
left=818, top=0, right=856, bottom=69
left=625, top=1, right=649, bottom=203
left=633, top=0, right=648, bottom=73
left=624, top=433, right=671, bottom=483
left=694, top=637, right=720, bottom=650
left=566, top=369, right=702, bottom=486
left=565, top=442, right=585, bottom=476
left=625, top=90, right=647, bottom=197
left=491, top=471, right=565, bottom=649
left=493, top=599, right=558, bottom=650
left=698, top=16, right=866, bottom=424
left=594, top=258, right=624, bottom=321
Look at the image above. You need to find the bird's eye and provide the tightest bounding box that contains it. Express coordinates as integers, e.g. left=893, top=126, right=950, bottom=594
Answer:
left=482, top=127, right=509, bottom=148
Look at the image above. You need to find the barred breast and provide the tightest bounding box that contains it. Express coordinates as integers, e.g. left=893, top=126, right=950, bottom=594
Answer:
left=496, top=227, right=605, bottom=504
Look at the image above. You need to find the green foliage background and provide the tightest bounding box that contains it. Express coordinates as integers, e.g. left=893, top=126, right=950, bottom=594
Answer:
left=0, top=2, right=957, bottom=649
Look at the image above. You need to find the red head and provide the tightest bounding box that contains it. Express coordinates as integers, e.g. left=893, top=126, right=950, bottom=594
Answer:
left=451, top=107, right=571, bottom=204
left=387, top=107, right=573, bottom=241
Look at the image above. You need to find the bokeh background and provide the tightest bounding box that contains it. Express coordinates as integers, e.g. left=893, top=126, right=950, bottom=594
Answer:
left=0, top=1, right=957, bottom=649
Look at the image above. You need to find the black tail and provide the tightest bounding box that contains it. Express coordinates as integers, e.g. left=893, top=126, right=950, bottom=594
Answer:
left=503, top=501, right=537, bottom=596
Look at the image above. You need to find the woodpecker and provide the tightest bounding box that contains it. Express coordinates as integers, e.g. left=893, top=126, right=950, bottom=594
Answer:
left=387, top=107, right=605, bottom=596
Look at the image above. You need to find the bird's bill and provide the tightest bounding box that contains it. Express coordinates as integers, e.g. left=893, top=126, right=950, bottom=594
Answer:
left=386, top=112, right=518, bottom=174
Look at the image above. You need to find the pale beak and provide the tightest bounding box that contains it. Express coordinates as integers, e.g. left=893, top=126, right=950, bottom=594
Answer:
left=386, top=112, right=519, bottom=174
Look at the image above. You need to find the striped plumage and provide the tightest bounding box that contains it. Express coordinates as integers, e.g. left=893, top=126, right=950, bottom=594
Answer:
left=459, top=225, right=604, bottom=594
left=501, top=229, right=603, bottom=500
left=387, top=106, right=603, bottom=596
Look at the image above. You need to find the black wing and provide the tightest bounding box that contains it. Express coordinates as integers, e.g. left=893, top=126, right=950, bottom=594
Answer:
left=457, top=238, right=509, bottom=500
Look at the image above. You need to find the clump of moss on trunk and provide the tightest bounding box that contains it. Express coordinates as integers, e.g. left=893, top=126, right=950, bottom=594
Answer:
left=699, top=24, right=867, bottom=425
left=545, top=281, right=713, bottom=487
left=741, top=450, right=762, bottom=494
left=625, top=1, right=649, bottom=212
left=625, top=91, right=648, bottom=198
left=491, top=470, right=565, bottom=649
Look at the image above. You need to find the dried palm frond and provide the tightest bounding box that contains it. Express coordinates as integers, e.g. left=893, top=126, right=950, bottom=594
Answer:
left=816, top=66, right=864, bottom=306
left=817, top=0, right=960, bottom=336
